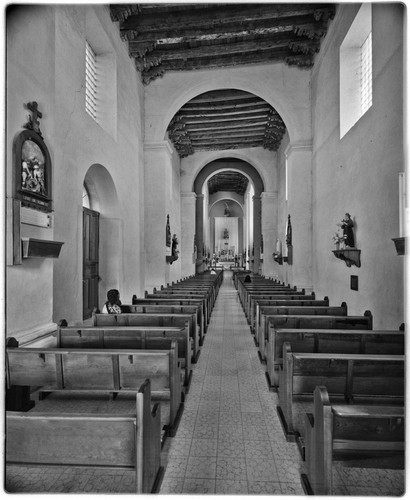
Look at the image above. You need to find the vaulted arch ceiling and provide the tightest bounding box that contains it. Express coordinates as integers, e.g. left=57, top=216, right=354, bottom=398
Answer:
left=167, top=89, right=286, bottom=157
left=208, top=171, right=249, bottom=196
left=110, top=3, right=336, bottom=85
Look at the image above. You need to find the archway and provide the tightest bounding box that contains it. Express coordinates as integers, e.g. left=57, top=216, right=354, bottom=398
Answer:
left=83, top=164, right=120, bottom=315
left=193, top=159, right=264, bottom=273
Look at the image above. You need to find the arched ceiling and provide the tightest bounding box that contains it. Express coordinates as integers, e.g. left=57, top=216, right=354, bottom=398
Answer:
left=208, top=170, right=249, bottom=196
left=110, top=3, right=336, bottom=85
left=167, top=89, right=286, bottom=157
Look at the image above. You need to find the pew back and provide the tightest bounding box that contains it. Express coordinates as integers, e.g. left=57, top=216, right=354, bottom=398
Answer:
left=303, top=386, right=405, bottom=495
left=266, top=328, right=405, bottom=388
left=6, top=379, right=162, bottom=493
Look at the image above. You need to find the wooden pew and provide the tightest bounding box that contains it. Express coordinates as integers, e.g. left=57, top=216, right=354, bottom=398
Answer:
left=132, top=296, right=205, bottom=339
left=252, top=296, right=325, bottom=333
left=123, top=302, right=204, bottom=347
left=249, top=293, right=320, bottom=329
left=145, top=292, right=210, bottom=328
left=92, top=311, right=201, bottom=363
left=266, top=327, right=405, bottom=390
left=241, top=289, right=307, bottom=320
left=277, top=343, right=404, bottom=443
left=6, top=379, right=163, bottom=493
left=57, top=321, right=192, bottom=389
left=301, top=386, right=405, bottom=495
left=6, top=339, right=183, bottom=437
left=257, top=304, right=349, bottom=361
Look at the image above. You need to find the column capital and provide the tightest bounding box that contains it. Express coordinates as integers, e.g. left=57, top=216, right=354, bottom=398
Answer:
left=261, top=191, right=278, bottom=200
left=144, top=140, right=174, bottom=156
left=181, top=192, right=197, bottom=201
left=196, top=193, right=205, bottom=200
left=284, top=141, right=313, bottom=158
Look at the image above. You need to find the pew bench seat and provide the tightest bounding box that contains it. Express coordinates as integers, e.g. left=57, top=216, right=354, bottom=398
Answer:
left=6, top=379, right=163, bottom=494
left=6, top=342, right=183, bottom=438
left=301, top=386, right=405, bottom=495
left=277, top=344, right=404, bottom=448
left=265, top=328, right=405, bottom=390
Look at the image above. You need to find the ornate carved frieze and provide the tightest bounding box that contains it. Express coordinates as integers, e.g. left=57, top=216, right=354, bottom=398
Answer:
left=110, top=4, right=141, bottom=23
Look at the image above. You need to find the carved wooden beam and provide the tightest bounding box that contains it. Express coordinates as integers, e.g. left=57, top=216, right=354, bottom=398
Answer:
left=120, top=4, right=335, bottom=32
left=110, top=4, right=141, bottom=23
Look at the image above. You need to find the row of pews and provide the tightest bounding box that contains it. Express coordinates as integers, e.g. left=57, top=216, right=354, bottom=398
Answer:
left=5, top=269, right=224, bottom=494
left=233, top=269, right=405, bottom=496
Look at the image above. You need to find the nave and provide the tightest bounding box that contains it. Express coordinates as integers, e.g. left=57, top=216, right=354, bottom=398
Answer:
left=6, top=271, right=404, bottom=496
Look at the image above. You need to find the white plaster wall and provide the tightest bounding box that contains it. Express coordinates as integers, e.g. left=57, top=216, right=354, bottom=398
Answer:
left=311, top=4, right=405, bottom=328
left=6, top=5, right=145, bottom=336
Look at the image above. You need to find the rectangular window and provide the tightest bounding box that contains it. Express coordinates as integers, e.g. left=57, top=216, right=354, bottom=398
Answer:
left=85, top=41, right=98, bottom=121
left=360, top=33, right=372, bottom=114
left=339, top=4, right=372, bottom=138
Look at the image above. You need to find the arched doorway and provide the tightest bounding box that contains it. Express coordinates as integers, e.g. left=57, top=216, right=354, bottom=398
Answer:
left=83, top=165, right=120, bottom=318
left=82, top=183, right=100, bottom=319
left=193, top=158, right=264, bottom=273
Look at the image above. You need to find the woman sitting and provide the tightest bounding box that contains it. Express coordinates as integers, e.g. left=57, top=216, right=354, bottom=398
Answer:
left=102, top=289, right=122, bottom=314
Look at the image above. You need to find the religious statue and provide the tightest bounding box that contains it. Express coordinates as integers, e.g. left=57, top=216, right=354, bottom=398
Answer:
left=166, top=214, right=171, bottom=248
left=224, top=202, right=231, bottom=217
left=171, top=234, right=179, bottom=257
left=337, top=213, right=355, bottom=247
left=223, top=228, right=229, bottom=240
left=286, top=214, right=292, bottom=246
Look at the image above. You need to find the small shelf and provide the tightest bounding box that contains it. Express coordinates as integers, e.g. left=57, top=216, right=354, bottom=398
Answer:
left=22, top=237, right=64, bottom=259
left=332, top=248, right=361, bottom=268
left=392, top=237, right=405, bottom=256
left=166, top=255, right=178, bottom=264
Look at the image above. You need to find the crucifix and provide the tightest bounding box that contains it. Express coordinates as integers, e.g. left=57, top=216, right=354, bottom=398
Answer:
left=24, top=101, right=43, bottom=137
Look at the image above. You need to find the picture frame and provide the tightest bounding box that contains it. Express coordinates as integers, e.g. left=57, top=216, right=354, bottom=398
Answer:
left=13, top=129, right=52, bottom=212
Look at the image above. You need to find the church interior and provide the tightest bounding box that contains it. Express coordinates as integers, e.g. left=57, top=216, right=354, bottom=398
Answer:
left=5, top=2, right=406, bottom=496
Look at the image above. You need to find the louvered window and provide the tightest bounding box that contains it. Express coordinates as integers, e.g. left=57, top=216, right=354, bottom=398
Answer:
left=361, top=33, right=372, bottom=115
left=85, top=41, right=98, bottom=121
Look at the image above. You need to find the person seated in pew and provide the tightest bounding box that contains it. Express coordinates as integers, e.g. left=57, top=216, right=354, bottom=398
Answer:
left=102, top=289, right=122, bottom=314
left=244, top=275, right=252, bottom=283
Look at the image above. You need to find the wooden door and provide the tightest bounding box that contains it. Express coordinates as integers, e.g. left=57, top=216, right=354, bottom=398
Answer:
left=83, top=207, right=100, bottom=319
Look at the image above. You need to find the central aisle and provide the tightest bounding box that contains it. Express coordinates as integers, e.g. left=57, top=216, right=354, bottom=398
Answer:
left=159, top=271, right=305, bottom=495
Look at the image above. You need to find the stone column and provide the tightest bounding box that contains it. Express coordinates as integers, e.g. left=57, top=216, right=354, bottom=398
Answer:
left=253, top=194, right=262, bottom=273
left=144, top=140, right=173, bottom=292
left=181, top=192, right=196, bottom=277
left=261, top=191, right=278, bottom=278
left=285, top=141, right=313, bottom=292
left=195, top=194, right=205, bottom=273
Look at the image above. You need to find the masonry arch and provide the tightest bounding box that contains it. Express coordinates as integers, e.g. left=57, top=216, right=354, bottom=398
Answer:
left=144, top=65, right=312, bottom=145
left=193, top=158, right=265, bottom=273
left=83, top=164, right=121, bottom=316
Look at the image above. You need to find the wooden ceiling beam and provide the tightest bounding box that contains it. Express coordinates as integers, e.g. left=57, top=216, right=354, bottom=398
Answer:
left=130, top=36, right=320, bottom=60
left=140, top=48, right=314, bottom=72
left=121, top=4, right=334, bottom=31
left=122, top=15, right=325, bottom=43
left=186, top=120, right=271, bottom=131
left=176, top=106, right=272, bottom=118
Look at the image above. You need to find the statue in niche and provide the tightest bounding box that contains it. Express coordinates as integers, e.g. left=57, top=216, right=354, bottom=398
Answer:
left=286, top=214, right=292, bottom=246
left=172, top=234, right=179, bottom=257
left=224, top=202, right=231, bottom=217
left=166, top=214, right=171, bottom=247
left=337, top=213, right=355, bottom=247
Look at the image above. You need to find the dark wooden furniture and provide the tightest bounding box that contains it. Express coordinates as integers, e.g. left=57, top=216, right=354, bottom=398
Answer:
left=6, top=340, right=183, bottom=437
left=6, top=379, right=163, bottom=493
left=277, top=343, right=404, bottom=442
left=257, top=305, right=349, bottom=361
left=266, top=328, right=405, bottom=390
left=92, top=312, right=200, bottom=363
left=301, top=386, right=405, bottom=495
left=57, top=321, right=192, bottom=388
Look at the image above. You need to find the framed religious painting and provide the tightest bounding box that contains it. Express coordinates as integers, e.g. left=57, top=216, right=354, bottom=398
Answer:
left=13, top=128, right=52, bottom=213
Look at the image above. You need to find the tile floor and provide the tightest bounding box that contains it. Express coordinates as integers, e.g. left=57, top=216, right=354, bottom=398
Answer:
left=5, top=271, right=405, bottom=496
